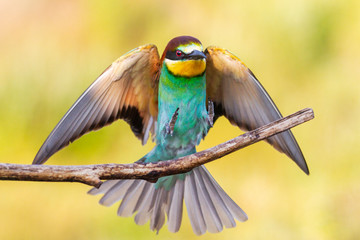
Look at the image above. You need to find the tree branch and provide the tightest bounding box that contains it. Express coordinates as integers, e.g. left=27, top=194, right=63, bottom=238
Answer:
left=0, top=108, right=314, bottom=188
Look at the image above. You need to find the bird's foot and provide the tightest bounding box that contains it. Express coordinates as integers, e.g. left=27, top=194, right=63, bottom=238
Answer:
left=165, top=107, right=179, bottom=136
left=207, top=100, right=214, bottom=127
left=135, top=157, right=146, bottom=164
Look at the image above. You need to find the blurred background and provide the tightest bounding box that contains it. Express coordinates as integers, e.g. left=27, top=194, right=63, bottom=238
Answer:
left=0, top=0, right=359, bottom=239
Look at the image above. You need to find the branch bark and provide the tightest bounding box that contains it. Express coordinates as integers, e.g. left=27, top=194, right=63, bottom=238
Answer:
left=0, top=108, right=314, bottom=188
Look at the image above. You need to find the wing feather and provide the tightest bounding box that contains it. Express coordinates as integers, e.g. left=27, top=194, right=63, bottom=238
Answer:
left=33, top=44, right=160, bottom=164
left=205, top=47, right=309, bottom=174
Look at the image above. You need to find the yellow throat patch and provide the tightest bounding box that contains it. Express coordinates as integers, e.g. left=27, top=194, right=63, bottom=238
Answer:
left=165, top=59, right=206, bottom=78
left=164, top=42, right=206, bottom=78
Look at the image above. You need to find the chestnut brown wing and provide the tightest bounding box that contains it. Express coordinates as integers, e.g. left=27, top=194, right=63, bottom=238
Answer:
left=205, top=46, right=309, bottom=174
left=33, top=44, right=160, bottom=164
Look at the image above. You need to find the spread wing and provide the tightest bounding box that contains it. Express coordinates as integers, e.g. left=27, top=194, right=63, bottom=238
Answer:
left=205, top=46, right=309, bottom=174
left=33, top=44, right=160, bottom=165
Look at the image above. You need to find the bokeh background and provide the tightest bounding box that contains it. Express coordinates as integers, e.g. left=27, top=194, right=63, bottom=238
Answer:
left=0, top=0, right=359, bottom=239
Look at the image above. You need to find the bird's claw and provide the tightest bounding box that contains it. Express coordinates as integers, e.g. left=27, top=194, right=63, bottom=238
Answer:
left=207, top=100, right=214, bottom=127
left=165, top=108, right=179, bottom=136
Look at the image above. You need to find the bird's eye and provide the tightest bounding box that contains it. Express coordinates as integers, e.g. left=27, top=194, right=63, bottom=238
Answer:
left=176, top=50, right=183, bottom=57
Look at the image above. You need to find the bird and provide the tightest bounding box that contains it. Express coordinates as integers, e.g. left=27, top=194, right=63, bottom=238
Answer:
left=33, top=36, right=309, bottom=235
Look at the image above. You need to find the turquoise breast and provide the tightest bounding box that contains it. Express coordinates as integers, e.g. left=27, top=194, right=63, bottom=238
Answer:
left=157, top=66, right=209, bottom=155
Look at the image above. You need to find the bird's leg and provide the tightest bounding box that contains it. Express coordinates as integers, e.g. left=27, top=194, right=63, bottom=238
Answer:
left=165, top=107, right=179, bottom=136
left=207, top=100, right=214, bottom=127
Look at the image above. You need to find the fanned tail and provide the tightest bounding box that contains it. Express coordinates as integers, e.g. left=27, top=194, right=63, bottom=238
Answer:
left=88, top=166, right=247, bottom=235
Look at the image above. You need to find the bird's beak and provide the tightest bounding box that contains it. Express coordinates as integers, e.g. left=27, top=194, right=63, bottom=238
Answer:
left=187, top=50, right=207, bottom=60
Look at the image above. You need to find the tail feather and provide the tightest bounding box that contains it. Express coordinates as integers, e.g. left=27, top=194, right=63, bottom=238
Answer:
left=151, top=188, right=166, bottom=232
left=166, top=179, right=184, bottom=232
left=117, top=180, right=146, bottom=217
left=199, top=167, right=237, bottom=228
left=99, top=180, right=133, bottom=206
left=184, top=171, right=207, bottom=235
left=134, top=184, right=157, bottom=225
left=88, top=166, right=247, bottom=235
left=193, top=168, right=223, bottom=233
left=132, top=181, right=152, bottom=213
left=165, top=185, right=174, bottom=217
left=87, top=180, right=118, bottom=195
left=200, top=167, right=248, bottom=222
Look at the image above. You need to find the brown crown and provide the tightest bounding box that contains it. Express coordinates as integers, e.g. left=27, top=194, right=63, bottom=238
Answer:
left=160, top=36, right=202, bottom=62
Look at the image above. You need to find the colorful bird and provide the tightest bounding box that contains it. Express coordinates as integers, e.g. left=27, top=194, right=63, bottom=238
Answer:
left=33, top=36, right=308, bottom=235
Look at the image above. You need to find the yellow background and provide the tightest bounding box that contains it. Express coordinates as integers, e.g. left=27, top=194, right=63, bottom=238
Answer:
left=0, top=0, right=359, bottom=239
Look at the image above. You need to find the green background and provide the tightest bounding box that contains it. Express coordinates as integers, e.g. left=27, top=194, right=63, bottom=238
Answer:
left=0, top=0, right=359, bottom=239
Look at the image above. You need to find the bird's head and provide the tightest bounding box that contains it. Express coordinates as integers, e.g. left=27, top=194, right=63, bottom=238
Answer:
left=162, top=36, right=207, bottom=78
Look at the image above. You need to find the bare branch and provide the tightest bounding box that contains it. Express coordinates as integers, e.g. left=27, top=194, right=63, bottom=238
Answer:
left=0, top=108, right=314, bottom=188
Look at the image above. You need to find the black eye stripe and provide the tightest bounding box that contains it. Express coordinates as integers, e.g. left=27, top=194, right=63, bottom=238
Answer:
left=165, top=50, right=186, bottom=60
left=165, top=49, right=206, bottom=61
